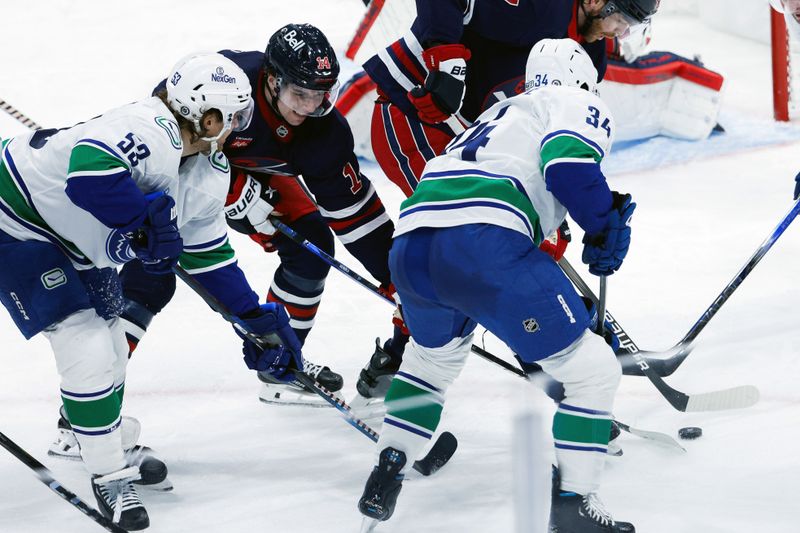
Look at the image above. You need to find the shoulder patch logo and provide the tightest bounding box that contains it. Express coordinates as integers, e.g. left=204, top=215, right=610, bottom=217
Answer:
left=41, top=268, right=67, bottom=290
left=210, top=151, right=230, bottom=173
left=155, top=116, right=182, bottom=150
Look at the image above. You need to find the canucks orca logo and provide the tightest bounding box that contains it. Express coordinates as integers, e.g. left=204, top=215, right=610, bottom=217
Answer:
left=105, top=229, right=136, bottom=264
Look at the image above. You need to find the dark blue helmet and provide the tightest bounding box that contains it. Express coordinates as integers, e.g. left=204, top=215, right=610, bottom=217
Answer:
left=265, top=23, right=340, bottom=91
left=600, top=0, right=659, bottom=24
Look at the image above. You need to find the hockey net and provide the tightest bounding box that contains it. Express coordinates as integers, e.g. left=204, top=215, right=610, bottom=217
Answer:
left=662, top=0, right=796, bottom=121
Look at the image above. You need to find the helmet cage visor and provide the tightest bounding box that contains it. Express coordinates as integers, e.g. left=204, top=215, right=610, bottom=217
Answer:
left=599, top=1, right=649, bottom=26
left=275, top=77, right=341, bottom=118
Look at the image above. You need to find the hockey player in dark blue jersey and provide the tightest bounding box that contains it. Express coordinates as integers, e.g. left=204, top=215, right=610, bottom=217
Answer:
left=116, top=24, right=401, bottom=406
left=355, top=0, right=658, bottom=400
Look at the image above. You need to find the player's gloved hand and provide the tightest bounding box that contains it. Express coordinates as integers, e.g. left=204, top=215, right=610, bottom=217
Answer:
left=407, top=44, right=471, bottom=124
left=237, top=303, right=303, bottom=382
left=580, top=296, right=620, bottom=353
left=131, top=192, right=182, bottom=275
left=225, top=172, right=281, bottom=236
left=378, top=282, right=410, bottom=336
left=793, top=171, right=799, bottom=200
left=582, top=192, right=636, bottom=276
left=539, top=220, right=571, bottom=261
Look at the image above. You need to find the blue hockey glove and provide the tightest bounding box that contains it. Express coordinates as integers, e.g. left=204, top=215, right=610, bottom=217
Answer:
left=581, top=192, right=636, bottom=276
left=131, top=193, right=182, bottom=275
left=794, top=172, right=799, bottom=200
left=237, top=303, right=303, bottom=382
left=580, top=297, right=620, bottom=353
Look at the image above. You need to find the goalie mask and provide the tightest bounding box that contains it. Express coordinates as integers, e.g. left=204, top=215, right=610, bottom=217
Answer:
left=167, top=52, right=254, bottom=150
left=524, top=38, right=600, bottom=95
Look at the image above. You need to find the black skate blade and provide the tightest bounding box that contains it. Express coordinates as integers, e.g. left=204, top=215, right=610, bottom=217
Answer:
left=412, top=431, right=458, bottom=476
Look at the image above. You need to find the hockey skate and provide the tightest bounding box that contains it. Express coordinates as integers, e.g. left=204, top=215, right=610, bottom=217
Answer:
left=258, top=358, right=344, bottom=407
left=358, top=447, right=406, bottom=524
left=356, top=338, right=402, bottom=399
left=92, top=465, right=150, bottom=530
left=607, top=421, right=623, bottom=457
left=49, top=411, right=172, bottom=491
left=550, top=467, right=634, bottom=533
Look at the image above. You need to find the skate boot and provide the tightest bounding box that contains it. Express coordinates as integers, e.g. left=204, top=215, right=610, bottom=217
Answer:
left=92, top=465, right=150, bottom=530
left=607, top=420, right=623, bottom=457
left=258, top=358, right=344, bottom=407
left=550, top=467, right=634, bottom=533
left=50, top=410, right=172, bottom=490
left=356, top=338, right=402, bottom=399
left=358, top=447, right=407, bottom=523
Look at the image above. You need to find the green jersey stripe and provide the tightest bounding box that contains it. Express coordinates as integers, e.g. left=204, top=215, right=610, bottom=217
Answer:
left=68, top=143, right=130, bottom=177
left=400, top=175, right=540, bottom=237
left=540, top=134, right=603, bottom=174
left=0, top=160, right=85, bottom=258
left=179, top=240, right=236, bottom=272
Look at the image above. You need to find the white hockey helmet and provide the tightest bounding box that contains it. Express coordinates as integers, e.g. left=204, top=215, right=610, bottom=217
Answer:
left=166, top=52, right=254, bottom=146
left=524, top=38, right=599, bottom=95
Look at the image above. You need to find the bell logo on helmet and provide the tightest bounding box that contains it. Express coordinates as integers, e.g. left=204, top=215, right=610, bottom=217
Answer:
left=316, top=56, right=331, bottom=71
left=283, top=29, right=306, bottom=52
left=180, top=105, right=190, bottom=116
left=170, top=72, right=181, bottom=86
left=216, top=66, right=224, bottom=75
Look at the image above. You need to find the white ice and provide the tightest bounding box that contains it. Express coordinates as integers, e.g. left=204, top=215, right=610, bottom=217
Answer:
left=1, top=2, right=798, bottom=532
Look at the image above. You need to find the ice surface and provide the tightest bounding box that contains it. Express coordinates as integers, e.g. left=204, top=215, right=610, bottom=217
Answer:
left=1, top=3, right=798, bottom=532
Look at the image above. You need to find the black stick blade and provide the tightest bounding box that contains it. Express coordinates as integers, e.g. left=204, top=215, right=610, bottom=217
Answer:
left=412, top=431, right=458, bottom=476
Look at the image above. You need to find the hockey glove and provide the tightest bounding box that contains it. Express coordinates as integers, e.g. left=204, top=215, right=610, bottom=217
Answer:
left=539, top=220, right=571, bottom=261
left=581, top=296, right=620, bottom=353
left=131, top=192, right=183, bottom=275
left=794, top=171, right=800, bottom=200
left=581, top=191, right=636, bottom=276
left=408, top=44, right=471, bottom=124
left=237, top=303, right=303, bottom=382
left=225, top=172, right=281, bottom=236
left=378, top=282, right=410, bottom=336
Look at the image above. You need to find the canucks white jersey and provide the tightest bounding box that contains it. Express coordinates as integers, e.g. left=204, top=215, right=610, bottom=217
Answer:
left=0, top=97, right=235, bottom=272
left=396, top=86, right=615, bottom=244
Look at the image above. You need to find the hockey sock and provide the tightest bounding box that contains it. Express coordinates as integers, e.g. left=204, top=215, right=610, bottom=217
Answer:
left=266, top=267, right=324, bottom=344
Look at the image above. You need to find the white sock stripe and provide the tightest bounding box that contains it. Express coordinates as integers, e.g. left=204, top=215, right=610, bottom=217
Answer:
left=269, top=282, right=323, bottom=306
left=334, top=213, right=392, bottom=244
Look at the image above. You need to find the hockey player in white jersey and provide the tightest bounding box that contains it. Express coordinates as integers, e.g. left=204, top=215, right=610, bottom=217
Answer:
left=357, top=39, right=637, bottom=532
left=0, top=53, right=304, bottom=530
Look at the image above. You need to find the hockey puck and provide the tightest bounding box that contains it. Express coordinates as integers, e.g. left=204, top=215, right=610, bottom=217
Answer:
left=678, top=427, right=702, bottom=440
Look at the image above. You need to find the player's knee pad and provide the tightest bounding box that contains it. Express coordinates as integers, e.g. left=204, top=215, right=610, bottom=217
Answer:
left=537, top=329, right=621, bottom=411
left=401, top=334, right=472, bottom=391
left=44, top=308, right=117, bottom=391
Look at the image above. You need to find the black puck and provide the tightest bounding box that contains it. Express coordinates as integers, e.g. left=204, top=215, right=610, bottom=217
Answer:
left=678, top=427, right=702, bottom=440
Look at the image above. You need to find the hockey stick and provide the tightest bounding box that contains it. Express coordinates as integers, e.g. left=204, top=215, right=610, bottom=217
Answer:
left=172, top=265, right=456, bottom=476
left=0, top=98, right=42, bottom=130
left=613, top=197, right=800, bottom=377
left=271, top=220, right=685, bottom=441
left=271, top=218, right=517, bottom=374
left=558, top=257, right=760, bottom=412
left=0, top=431, right=128, bottom=533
